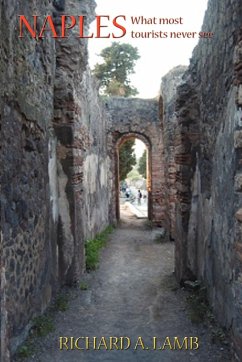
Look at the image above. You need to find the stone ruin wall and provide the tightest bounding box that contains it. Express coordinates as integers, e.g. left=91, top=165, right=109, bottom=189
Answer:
left=161, top=0, right=242, bottom=358
left=1, top=0, right=113, bottom=358
left=160, top=65, right=187, bottom=240
left=53, top=0, right=112, bottom=284
left=1, top=1, right=56, bottom=358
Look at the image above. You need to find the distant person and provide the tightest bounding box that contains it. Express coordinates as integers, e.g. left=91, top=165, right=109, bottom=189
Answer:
left=125, top=187, right=130, bottom=198
left=137, top=189, right=142, bottom=205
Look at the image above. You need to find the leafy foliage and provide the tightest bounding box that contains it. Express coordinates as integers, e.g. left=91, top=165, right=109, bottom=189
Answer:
left=138, top=150, right=147, bottom=178
left=119, top=139, right=136, bottom=181
left=127, top=167, right=142, bottom=181
left=93, top=42, right=140, bottom=97
left=80, top=281, right=89, bottom=290
left=85, top=226, right=114, bottom=271
left=17, top=344, right=34, bottom=358
left=32, top=315, right=54, bottom=337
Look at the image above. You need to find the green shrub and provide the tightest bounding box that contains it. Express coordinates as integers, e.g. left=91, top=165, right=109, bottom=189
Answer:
left=79, top=281, right=88, bottom=290
left=54, top=294, right=68, bottom=312
left=32, top=315, right=54, bottom=337
left=85, top=226, right=113, bottom=271
left=17, top=344, right=34, bottom=358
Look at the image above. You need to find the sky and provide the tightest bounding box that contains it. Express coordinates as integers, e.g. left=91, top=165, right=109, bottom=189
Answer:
left=88, top=0, right=209, bottom=99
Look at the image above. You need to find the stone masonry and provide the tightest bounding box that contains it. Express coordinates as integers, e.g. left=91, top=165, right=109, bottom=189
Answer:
left=161, top=0, right=242, bottom=359
left=160, top=65, right=187, bottom=240
left=1, top=1, right=57, bottom=359
left=52, top=0, right=111, bottom=285
left=1, top=0, right=112, bottom=359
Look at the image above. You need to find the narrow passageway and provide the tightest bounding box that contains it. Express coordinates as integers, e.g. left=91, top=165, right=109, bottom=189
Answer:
left=22, top=208, right=230, bottom=362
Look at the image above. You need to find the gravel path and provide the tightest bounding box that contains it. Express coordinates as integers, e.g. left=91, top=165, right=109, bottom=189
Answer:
left=18, top=206, right=231, bottom=362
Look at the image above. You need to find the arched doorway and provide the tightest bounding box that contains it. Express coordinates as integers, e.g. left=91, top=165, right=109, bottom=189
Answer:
left=115, top=133, right=152, bottom=221
left=106, top=97, right=165, bottom=226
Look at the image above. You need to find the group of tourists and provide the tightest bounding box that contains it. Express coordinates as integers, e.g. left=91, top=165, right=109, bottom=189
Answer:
left=124, top=187, right=144, bottom=205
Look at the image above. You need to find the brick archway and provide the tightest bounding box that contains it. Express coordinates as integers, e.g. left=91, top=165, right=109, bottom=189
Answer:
left=106, top=97, right=166, bottom=226
left=115, top=133, right=152, bottom=220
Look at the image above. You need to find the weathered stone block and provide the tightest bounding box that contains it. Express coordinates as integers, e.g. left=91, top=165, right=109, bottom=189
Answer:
left=234, top=131, right=242, bottom=149
left=235, top=209, right=242, bottom=223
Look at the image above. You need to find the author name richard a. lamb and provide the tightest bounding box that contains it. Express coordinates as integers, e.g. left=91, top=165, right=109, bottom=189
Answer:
left=59, top=336, right=199, bottom=351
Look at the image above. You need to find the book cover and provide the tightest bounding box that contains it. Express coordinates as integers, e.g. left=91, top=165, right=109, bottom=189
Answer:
left=1, top=0, right=242, bottom=361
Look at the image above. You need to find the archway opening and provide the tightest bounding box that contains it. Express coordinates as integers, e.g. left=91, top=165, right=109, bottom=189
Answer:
left=115, top=134, right=151, bottom=221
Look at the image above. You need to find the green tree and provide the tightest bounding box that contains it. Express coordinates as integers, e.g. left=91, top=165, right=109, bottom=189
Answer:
left=138, top=150, right=147, bottom=178
left=119, top=140, right=136, bottom=181
left=127, top=167, right=141, bottom=182
left=93, top=42, right=140, bottom=97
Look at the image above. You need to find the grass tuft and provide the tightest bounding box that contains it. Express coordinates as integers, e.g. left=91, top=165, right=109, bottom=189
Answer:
left=85, top=225, right=114, bottom=271
left=79, top=281, right=88, bottom=290
left=17, top=344, right=34, bottom=358
left=32, top=315, right=54, bottom=337
left=54, top=294, right=68, bottom=312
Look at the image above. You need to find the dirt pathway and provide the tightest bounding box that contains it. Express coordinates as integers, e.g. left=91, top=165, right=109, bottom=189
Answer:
left=20, top=206, right=230, bottom=362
